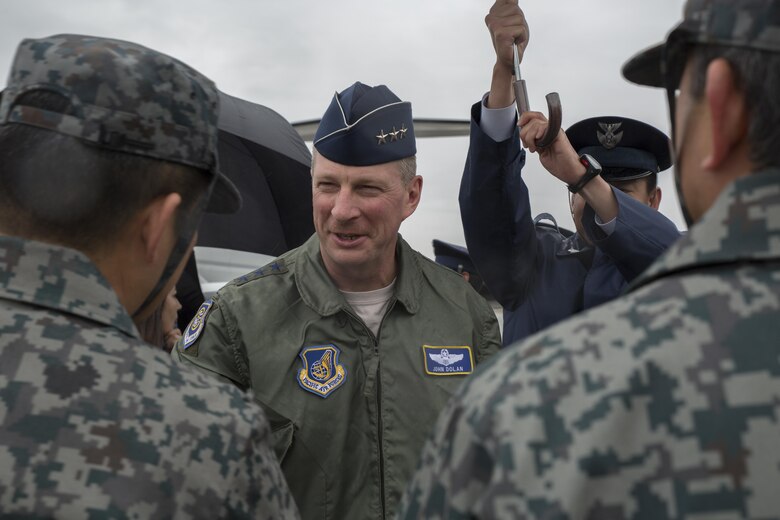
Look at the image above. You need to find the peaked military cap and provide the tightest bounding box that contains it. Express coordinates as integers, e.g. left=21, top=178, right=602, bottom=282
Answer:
left=623, top=0, right=780, bottom=88
left=566, top=116, right=672, bottom=182
left=432, top=239, right=492, bottom=298
left=313, top=81, right=416, bottom=166
left=433, top=239, right=476, bottom=274
left=0, top=34, right=240, bottom=214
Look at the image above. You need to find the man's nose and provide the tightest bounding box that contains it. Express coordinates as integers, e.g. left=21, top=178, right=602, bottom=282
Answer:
left=331, top=189, right=360, bottom=220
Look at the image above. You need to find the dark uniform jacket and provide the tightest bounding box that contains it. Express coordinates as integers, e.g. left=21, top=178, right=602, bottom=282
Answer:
left=175, top=234, right=501, bottom=520
left=0, top=237, right=298, bottom=519
left=400, top=168, right=780, bottom=518
left=460, top=102, right=681, bottom=345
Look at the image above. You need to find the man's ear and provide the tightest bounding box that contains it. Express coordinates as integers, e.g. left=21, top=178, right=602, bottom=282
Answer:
left=702, top=58, right=748, bottom=170
left=649, top=186, right=662, bottom=210
left=141, top=193, right=182, bottom=263
left=403, top=175, right=423, bottom=219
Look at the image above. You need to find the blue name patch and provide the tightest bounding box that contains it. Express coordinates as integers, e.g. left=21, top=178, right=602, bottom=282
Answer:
left=297, top=344, right=347, bottom=398
left=182, top=300, right=212, bottom=350
left=423, top=346, right=474, bottom=376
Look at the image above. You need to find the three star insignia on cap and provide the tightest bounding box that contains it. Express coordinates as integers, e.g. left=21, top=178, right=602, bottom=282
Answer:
left=376, top=124, right=408, bottom=146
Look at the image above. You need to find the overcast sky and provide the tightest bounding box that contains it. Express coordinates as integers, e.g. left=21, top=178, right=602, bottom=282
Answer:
left=0, top=0, right=686, bottom=259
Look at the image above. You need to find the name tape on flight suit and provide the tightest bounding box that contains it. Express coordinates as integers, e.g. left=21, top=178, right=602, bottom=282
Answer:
left=422, top=345, right=474, bottom=375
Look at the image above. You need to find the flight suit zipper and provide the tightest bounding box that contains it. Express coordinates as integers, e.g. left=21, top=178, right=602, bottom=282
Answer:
left=344, top=298, right=396, bottom=519
left=375, top=340, right=385, bottom=520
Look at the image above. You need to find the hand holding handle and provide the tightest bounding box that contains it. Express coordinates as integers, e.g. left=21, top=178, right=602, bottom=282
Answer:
left=512, top=43, right=562, bottom=149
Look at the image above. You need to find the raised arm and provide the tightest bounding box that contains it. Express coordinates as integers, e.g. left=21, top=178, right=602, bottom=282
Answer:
left=582, top=189, right=680, bottom=281
left=459, top=0, right=542, bottom=310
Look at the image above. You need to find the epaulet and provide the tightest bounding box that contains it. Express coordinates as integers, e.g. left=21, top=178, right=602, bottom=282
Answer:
left=230, top=260, right=289, bottom=287
left=534, top=212, right=574, bottom=238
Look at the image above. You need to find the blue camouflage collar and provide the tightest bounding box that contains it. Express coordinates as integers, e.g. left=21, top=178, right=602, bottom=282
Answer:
left=0, top=236, right=139, bottom=338
left=632, top=168, right=780, bottom=290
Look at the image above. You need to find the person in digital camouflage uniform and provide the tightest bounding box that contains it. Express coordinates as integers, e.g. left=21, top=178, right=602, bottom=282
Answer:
left=175, top=81, right=501, bottom=520
left=0, top=34, right=299, bottom=518
left=398, top=0, right=780, bottom=517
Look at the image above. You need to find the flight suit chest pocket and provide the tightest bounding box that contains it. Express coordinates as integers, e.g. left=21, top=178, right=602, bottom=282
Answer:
left=420, top=345, right=476, bottom=399
left=271, top=420, right=294, bottom=462
left=260, top=403, right=295, bottom=462
left=259, top=403, right=330, bottom=518
left=429, top=372, right=471, bottom=400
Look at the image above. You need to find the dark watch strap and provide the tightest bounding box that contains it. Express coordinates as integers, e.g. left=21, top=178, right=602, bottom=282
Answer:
left=567, top=154, right=602, bottom=194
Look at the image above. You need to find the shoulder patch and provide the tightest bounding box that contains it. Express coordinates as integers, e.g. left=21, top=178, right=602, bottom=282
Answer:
left=182, top=299, right=212, bottom=350
left=233, top=261, right=288, bottom=287
left=422, top=345, right=474, bottom=376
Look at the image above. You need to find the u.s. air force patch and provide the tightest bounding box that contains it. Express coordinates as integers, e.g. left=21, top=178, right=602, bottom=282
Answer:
left=297, top=344, right=347, bottom=398
left=423, top=345, right=474, bottom=375
left=183, top=300, right=212, bottom=350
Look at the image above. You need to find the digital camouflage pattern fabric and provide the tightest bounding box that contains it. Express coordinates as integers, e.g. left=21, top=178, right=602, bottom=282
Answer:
left=398, top=170, right=780, bottom=519
left=680, top=0, right=780, bottom=51
left=0, top=34, right=218, bottom=173
left=624, top=0, right=780, bottom=88
left=0, top=236, right=299, bottom=519
left=0, top=34, right=239, bottom=214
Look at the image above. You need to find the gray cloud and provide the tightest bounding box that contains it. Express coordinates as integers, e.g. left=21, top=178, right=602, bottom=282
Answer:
left=0, top=0, right=686, bottom=258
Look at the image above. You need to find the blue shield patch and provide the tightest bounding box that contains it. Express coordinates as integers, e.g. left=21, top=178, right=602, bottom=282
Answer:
left=297, top=344, right=347, bottom=398
left=423, top=345, right=474, bottom=376
left=182, top=300, right=212, bottom=350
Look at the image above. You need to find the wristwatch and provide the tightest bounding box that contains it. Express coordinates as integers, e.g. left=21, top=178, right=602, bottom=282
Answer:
left=567, top=154, right=602, bottom=194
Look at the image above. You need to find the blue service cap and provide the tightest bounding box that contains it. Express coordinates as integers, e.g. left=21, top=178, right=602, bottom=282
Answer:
left=433, top=239, right=476, bottom=274
left=313, top=82, right=416, bottom=166
left=566, top=116, right=672, bottom=182
left=432, top=239, right=492, bottom=298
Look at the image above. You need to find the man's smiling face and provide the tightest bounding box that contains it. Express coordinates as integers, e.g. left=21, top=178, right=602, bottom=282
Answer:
left=311, top=151, right=421, bottom=290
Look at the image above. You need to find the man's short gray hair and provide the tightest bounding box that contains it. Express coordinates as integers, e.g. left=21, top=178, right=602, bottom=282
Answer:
left=397, top=155, right=417, bottom=185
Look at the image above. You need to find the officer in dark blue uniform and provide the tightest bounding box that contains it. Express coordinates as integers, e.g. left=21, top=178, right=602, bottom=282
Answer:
left=460, top=1, right=680, bottom=345
left=432, top=239, right=491, bottom=300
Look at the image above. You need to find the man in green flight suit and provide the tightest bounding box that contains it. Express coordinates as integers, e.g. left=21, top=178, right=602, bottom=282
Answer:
left=175, top=81, right=502, bottom=519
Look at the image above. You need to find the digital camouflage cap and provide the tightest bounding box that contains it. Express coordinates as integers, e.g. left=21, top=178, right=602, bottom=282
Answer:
left=0, top=34, right=240, bottom=213
left=623, top=0, right=780, bottom=88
